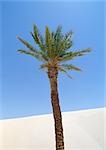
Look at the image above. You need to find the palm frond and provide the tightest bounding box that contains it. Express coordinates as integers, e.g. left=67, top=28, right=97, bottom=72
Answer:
left=59, top=63, right=81, bottom=79
left=18, top=49, right=45, bottom=61
left=45, top=26, right=54, bottom=58
left=49, top=26, right=64, bottom=58
left=31, top=24, right=45, bottom=51
left=18, top=49, right=36, bottom=57
left=52, top=27, right=73, bottom=57
left=59, top=67, right=73, bottom=79
left=17, top=24, right=92, bottom=77
left=61, top=64, right=82, bottom=71
left=64, top=31, right=73, bottom=40
left=60, top=48, right=91, bottom=62
left=40, top=63, right=48, bottom=70
left=54, top=25, right=62, bottom=40
left=17, top=37, right=38, bottom=53
left=45, top=26, right=51, bottom=48
left=62, top=31, right=73, bottom=51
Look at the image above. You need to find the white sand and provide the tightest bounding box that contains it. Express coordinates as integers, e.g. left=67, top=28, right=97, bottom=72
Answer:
left=0, top=108, right=105, bottom=150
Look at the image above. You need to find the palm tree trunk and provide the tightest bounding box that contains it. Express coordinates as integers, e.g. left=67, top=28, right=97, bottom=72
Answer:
left=48, top=67, right=64, bottom=150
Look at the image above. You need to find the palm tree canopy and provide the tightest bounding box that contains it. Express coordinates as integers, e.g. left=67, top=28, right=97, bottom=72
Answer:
left=17, top=24, right=91, bottom=77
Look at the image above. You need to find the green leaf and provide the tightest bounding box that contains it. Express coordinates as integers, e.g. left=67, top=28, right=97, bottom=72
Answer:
left=45, top=26, right=51, bottom=47
left=62, top=31, right=73, bottom=51
left=33, top=24, right=42, bottom=44
left=17, top=37, right=38, bottom=53
left=18, top=49, right=44, bottom=61
left=18, top=49, right=36, bottom=56
left=31, top=24, right=45, bottom=51
left=60, top=48, right=92, bottom=62
left=59, top=67, right=73, bottom=79
left=45, top=26, right=54, bottom=58
left=61, top=64, right=82, bottom=71
left=17, top=24, right=92, bottom=78
left=54, top=25, right=62, bottom=40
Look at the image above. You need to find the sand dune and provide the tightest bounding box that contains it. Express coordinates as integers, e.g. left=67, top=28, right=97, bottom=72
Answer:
left=0, top=108, right=105, bottom=150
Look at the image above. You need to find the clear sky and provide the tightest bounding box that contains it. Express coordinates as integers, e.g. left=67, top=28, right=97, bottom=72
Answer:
left=0, top=0, right=105, bottom=119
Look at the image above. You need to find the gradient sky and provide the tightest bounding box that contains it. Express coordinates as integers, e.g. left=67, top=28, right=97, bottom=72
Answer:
left=0, top=0, right=105, bottom=119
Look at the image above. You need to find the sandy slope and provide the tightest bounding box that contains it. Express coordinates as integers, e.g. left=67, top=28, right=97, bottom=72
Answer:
left=0, top=108, right=105, bottom=150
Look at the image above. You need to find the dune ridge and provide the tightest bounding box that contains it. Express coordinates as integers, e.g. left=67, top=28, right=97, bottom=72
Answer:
left=0, top=108, right=105, bottom=150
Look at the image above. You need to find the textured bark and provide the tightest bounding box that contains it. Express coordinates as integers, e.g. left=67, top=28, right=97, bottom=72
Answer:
left=48, top=67, right=64, bottom=150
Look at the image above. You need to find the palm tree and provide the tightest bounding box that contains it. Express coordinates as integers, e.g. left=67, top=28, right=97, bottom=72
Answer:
left=17, top=24, right=91, bottom=150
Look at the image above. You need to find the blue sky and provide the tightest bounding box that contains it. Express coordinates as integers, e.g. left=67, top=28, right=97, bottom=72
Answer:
left=0, top=1, right=105, bottom=119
